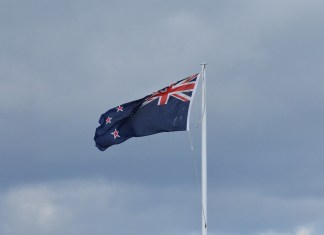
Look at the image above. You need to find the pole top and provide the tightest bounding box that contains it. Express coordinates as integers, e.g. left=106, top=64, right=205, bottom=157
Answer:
left=201, top=63, right=207, bottom=69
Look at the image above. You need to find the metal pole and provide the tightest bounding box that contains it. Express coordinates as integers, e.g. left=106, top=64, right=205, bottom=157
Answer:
left=201, top=63, right=207, bottom=235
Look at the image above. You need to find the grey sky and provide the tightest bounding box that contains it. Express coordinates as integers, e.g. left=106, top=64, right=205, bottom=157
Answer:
left=1, top=0, right=324, bottom=234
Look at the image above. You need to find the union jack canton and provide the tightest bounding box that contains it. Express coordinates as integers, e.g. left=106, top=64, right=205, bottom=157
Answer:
left=94, top=73, right=200, bottom=151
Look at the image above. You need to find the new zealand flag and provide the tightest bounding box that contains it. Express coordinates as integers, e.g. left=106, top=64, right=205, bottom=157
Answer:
left=94, top=73, right=200, bottom=151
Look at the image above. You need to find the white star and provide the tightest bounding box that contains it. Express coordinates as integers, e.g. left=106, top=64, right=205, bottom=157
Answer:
left=111, top=129, right=120, bottom=139
left=105, top=116, right=112, bottom=124
left=116, top=105, right=123, bottom=112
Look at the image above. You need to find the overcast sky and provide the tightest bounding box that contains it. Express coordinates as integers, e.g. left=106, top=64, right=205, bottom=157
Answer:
left=1, top=0, right=324, bottom=235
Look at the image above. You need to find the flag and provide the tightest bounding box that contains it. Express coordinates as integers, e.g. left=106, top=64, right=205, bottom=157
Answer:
left=94, top=73, right=200, bottom=151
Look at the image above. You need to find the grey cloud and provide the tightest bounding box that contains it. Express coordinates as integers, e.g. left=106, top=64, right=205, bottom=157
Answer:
left=0, top=179, right=202, bottom=235
left=1, top=0, right=324, bottom=234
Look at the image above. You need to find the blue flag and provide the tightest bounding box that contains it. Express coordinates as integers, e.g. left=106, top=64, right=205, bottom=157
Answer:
left=94, top=73, right=200, bottom=151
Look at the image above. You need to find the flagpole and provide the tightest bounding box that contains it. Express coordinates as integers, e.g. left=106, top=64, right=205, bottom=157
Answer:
left=201, top=63, right=207, bottom=235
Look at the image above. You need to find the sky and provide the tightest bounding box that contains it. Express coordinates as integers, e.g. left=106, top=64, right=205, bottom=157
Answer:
left=1, top=0, right=324, bottom=234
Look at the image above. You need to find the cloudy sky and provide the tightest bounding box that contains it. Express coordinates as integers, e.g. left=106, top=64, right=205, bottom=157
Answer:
left=1, top=0, right=324, bottom=234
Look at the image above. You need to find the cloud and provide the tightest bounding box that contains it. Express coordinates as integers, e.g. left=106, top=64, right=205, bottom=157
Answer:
left=207, top=189, right=324, bottom=235
left=0, top=179, right=203, bottom=235
left=257, top=225, right=315, bottom=235
left=2, top=180, right=324, bottom=235
left=1, top=0, right=324, bottom=235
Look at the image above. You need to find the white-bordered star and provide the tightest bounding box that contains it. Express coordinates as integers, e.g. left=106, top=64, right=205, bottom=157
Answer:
left=111, top=129, right=120, bottom=139
left=105, top=116, right=112, bottom=124
left=116, top=105, right=123, bottom=112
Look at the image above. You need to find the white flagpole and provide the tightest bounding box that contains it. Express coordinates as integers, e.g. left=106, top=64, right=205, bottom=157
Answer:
left=201, top=63, right=207, bottom=235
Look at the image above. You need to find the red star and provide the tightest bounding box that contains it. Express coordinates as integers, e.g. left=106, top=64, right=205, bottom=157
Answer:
left=116, top=105, right=123, bottom=112
left=111, top=129, right=120, bottom=139
left=105, top=116, right=112, bottom=124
